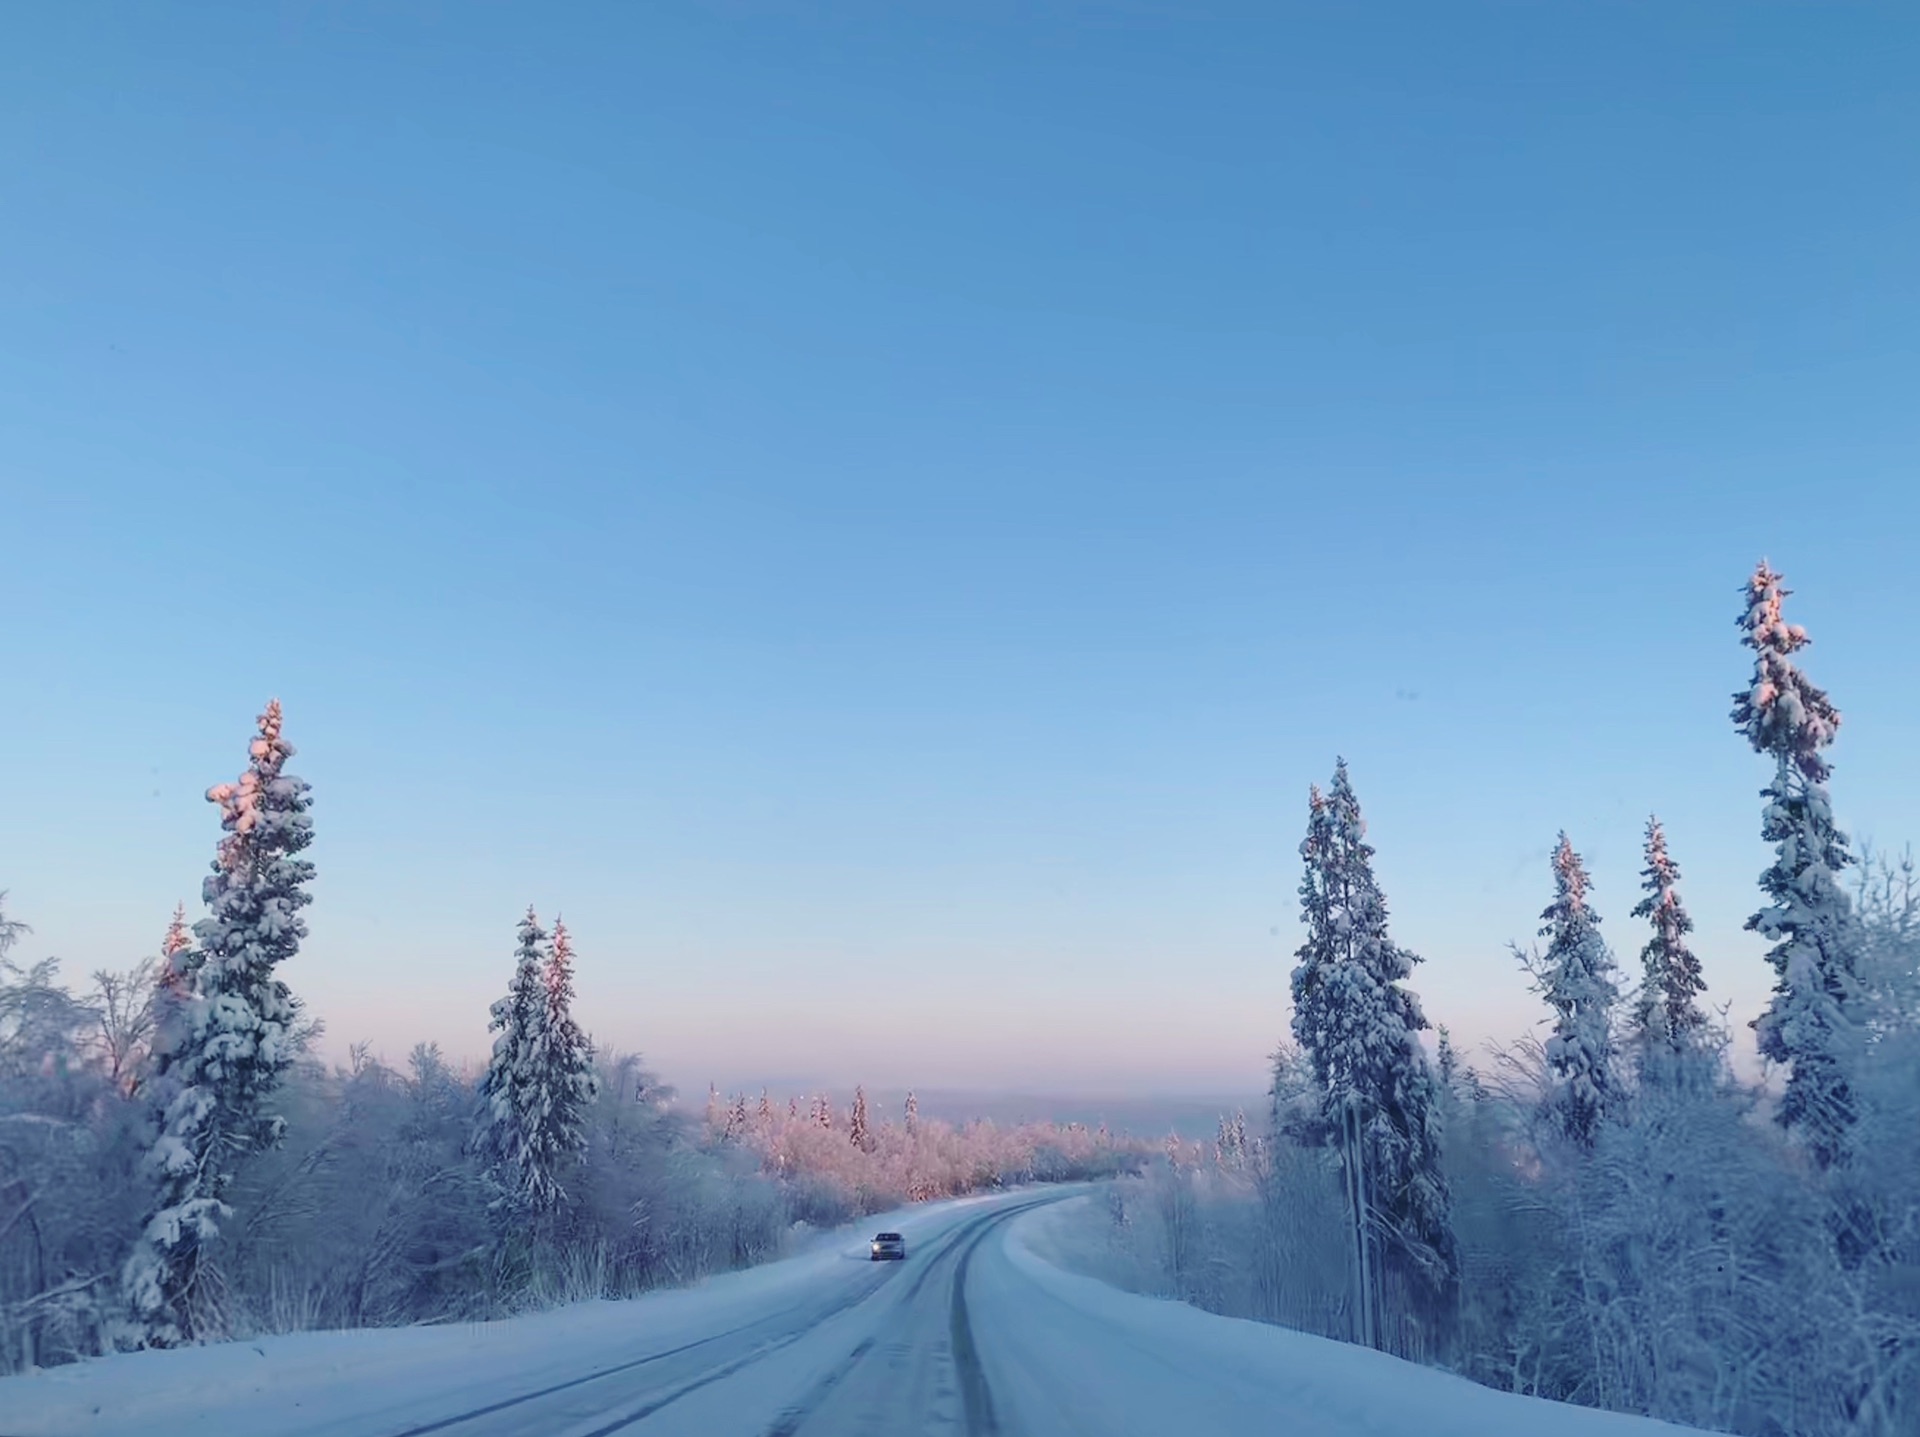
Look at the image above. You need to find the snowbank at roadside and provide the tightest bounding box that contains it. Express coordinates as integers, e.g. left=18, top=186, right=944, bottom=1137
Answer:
left=997, top=1197, right=1704, bottom=1436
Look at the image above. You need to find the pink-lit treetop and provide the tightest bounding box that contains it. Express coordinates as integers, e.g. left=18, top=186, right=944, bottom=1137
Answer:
left=1733, top=562, right=1841, bottom=780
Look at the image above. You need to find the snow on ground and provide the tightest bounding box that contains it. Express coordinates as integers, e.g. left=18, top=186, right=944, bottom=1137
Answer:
left=0, top=1187, right=1711, bottom=1437
left=988, top=1197, right=1700, bottom=1436
left=0, top=1191, right=1016, bottom=1437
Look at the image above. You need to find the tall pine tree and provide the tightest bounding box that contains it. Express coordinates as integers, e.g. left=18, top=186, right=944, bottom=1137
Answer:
left=1531, top=834, right=1620, bottom=1149
left=1630, top=816, right=1708, bottom=1058
left=525, top=916, right=599, bottom=1211
left=1732, top=560, right=1859, bottom=1168
left=476, top=908, right=550, bottom=1208
left=122, top=701, right=314, bottom=1346
left=1288, top=760, right=1456, bottom=1320
left=849, top=1085, right=874, bottom=1152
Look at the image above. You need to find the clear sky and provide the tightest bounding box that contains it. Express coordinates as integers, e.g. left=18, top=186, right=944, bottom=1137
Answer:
left=3, top=4, right=1916, bottom=1100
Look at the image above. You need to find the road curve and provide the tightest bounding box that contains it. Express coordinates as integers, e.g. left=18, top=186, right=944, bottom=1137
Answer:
left=367, top=1194, right=1049, bottom=1437
left=0, top=1188, right=1704, bottom=1437
left=0, top=1193, right=1065, bottom=1437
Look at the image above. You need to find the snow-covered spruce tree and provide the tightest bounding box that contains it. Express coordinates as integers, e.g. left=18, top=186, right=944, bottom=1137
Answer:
left=1530, top=834, right=1620, bottom=1149
left=475, top=907, right=549, bottom=1208
left=1629, top=817, right=1708, bottom=1062
left=849, top=1085, right=874, bottom=1153
left=1288, top=760, right=1456, bottom=1329
left=1214, top=1110, right=1250, bottom=1170
left=521, top=917, right=598, bottom=1212
left=122, top=700, right=314, bottom=1347
left=1732, top=560, right=1860, bottom=1170
left=134, top=904, right=196, bottom=1106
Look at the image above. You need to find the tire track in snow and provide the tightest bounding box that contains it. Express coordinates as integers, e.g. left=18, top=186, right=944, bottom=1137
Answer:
left=571, top=1331, right=845, bottom=1437
left=949, top=1219, right=1004, bottom=1437
left=377, top=1327, right=747, bottom=1437
left=374, top=1251, right=911, bottom=1437
left=759, top=1338, right=879, bottom=1437
left=751, top=1197, right=1057, bottom=1437
left=374, top=1197, right=1053, bottom=1437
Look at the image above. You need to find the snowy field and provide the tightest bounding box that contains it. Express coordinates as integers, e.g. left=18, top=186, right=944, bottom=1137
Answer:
left=0, top=1187, right=1707, bottom=1437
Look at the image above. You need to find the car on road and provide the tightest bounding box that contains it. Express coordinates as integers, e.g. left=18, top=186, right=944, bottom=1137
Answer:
left=870, top=1231, right=907, bottom=1261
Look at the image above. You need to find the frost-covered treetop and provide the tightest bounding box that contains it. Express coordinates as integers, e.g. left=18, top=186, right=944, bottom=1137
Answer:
left=193, top=699, right=312, bottom=1016
left=1297, top=760, right=1410, bottom=966
left=1633, top=818, right=1692, bottom=963
left=1732, top=561, right=1841, bottom=778
left=1631, top=816, right=1707, bottom=1047
left=1640, top=818, right=1679, bottom=899
left=206, top=699, right=302, bottom=865
left=493, top=907, right=547, bottom=1051
left=1546, top=832, right=1591, bottom=926
left=547, top=916, right=576, bottom=1006
left=157, top=902, right=193, bottom=999
left=1326, top=759, right=1373, bottom=863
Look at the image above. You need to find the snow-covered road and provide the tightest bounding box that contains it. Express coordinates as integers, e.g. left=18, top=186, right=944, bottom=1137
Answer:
left=1, top=1190, right=1701, bottom=1437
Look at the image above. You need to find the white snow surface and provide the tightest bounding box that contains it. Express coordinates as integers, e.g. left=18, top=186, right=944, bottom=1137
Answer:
left=1, top=1188, right=1704, bottom=1437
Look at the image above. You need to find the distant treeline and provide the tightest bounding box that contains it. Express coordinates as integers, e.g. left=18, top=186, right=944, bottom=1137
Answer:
left=700, top=1083, right=1146, bottom=1223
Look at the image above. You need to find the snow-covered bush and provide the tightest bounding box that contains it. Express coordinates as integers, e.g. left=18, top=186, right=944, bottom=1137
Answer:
left=1080, top=1135, right=1356, bottom=1349
left=202, top=1043, right=790, bottom=1329
left=0, top=902, right=155, bottom=1372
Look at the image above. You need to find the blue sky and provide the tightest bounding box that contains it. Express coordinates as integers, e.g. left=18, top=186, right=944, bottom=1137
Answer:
left=3, top=4, right=1916, bottom=1098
